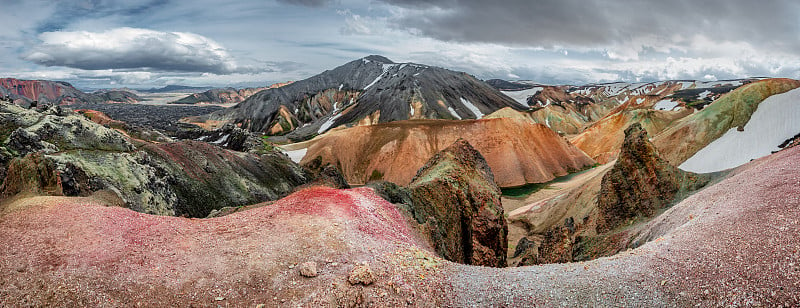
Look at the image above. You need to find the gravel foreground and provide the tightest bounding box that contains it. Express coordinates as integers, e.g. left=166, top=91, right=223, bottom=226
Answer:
left=0, top=146, right=798, bottom=307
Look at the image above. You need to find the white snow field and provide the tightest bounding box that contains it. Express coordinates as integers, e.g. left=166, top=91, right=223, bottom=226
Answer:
left=501, top=87, right=543, bottom=104
left=282, top=148, right=308, bottom=164
left=654, top=99, right=679, bottom=110
left=679, top=87, right=800, bottom=173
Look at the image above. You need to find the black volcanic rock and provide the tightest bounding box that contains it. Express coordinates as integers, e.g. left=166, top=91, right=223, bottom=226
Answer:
left=203, top=56, right=526, bottom=141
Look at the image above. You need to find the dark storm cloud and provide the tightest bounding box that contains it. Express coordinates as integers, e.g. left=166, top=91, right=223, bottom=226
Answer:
left=381, top=0, right=800, bottom=52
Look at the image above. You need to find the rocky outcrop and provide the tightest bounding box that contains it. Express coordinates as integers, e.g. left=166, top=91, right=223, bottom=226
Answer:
left=510, top=123, right=714, bottom=266
left=175, top=123, right=264, bottom=153
left=0, top=78, right=140, bottom=106
left=407, top=139, right=507, bottom=267
left=201, top=55, right=525, bottom=141
left=596, top=123, right=711, bottom=232
left=0, top=101, right=311, bottom=217
left=301, top=118, right=595, bottom=187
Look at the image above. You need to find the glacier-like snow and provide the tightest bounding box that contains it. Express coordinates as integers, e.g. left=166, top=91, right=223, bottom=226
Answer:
left=679, top=87, right=800, bottom=173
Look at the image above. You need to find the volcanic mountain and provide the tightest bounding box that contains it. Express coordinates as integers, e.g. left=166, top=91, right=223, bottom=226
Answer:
left=170, top=82, right=291, bottom=105
left=297, top=117, right=595, bottom=187
left=0, top=78, right=140, bottom=106
left=198, top=55, right=525, bottom=141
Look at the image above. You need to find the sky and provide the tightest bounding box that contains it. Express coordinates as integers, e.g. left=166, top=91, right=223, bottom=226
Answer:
left=1, top=0, right=799, bottom=90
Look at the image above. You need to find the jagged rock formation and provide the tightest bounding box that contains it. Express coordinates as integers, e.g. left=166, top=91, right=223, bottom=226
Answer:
left=0, top=78, right=140, bottom=106
left=175, top=123, right=264, bottom=153
left=596, top=123, right=711, bottom=232
left=0, top=101, right=310, bottom=217
left=407, top=139, right=507, bottom=267
left=300, top=118, right=595, bottom=187
left=199, top=55, right=525, bottom=141
left=510, top=123, right=713, bottom=266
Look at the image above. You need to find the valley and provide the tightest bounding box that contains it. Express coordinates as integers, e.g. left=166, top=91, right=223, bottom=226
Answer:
left=1, top=55, right=799, bottom=306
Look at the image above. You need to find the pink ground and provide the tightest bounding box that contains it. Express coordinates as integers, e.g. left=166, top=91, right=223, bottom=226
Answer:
left=1, top=146, right=799, bottom=306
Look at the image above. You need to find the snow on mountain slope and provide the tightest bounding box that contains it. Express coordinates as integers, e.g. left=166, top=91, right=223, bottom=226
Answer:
left=679, top=87, right=800, bottom=173
left=654, top=100, right=679, bottom=110
left=501, top=87, right=543, bottom=104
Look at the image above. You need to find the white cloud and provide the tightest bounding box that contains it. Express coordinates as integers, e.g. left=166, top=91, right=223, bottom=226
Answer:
left=24, top=27, right=254, bottom=74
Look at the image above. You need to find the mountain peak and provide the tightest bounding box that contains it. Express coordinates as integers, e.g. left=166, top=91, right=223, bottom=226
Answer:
left=363, top=55, right=394, bottom=64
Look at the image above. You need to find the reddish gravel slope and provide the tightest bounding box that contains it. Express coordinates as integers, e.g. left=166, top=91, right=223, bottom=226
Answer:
left=1, top=145, right=799, bottom=306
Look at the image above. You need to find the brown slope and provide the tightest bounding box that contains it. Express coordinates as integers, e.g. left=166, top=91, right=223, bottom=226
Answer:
left=301, top=118, right=595, bottom=187
left=570, top=108, right=691, bottom=163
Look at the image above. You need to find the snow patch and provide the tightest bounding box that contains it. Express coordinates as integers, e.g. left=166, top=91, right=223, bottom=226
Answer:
left=679, top=87, right=800, bottom=173
left=409, top=103, right=415, bottom=116
left=282, top=148, right=308, bottom=164
left=460, top=97, right=484, bottom=118
left=654, top=100, right=679, bottom=111
left=545, top=117, right=551, bottom=128
left=338, top=84, right=343, bottom=91
left=447, top=107, right=462, bottom=120
left=501, top=87, right=543, bottom=104
left=211, top=134, right=229, bottom=145
left=364, top=64, right=395, bottom=90
left=697, top=90, right=711, bottom=98
left=635, top=98, right=645, bottom=105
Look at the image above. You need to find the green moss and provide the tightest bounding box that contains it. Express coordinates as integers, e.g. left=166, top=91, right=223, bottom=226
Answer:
left=369, top=169, right=384, bottom=181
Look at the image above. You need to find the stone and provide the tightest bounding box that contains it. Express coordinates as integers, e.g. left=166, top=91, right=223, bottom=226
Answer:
left=347, top=264, right=375, bottom=286
left=298, top=261, right=318, bottom=277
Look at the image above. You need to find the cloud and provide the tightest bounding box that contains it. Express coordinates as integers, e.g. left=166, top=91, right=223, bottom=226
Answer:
left=379, top=0, right=800, bottom=60
left=276, top=0, right=334, bottom=7
left=24, top=27, right=256, bottom=74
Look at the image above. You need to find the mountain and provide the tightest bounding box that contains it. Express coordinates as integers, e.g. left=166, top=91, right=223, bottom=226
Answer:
left=138, top=85, right=215, bottom=93
left=0, top=78, right=141, bottom=106
left=296, top=117, right=595, bottom=187
left=169, top=82, right=291, bottom=105
left=484, top=79, right=535, bottom=91
left=198, top=55, right=526, bottom=141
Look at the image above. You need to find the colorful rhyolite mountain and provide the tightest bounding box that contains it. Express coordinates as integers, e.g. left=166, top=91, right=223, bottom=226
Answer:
left=170, top=82, right=292, bottom=105
left=298, top=117, right=594, bottom=187
left=0, top=78, right=140, bottom=106
left=196, top=55, right=525, bottom=141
